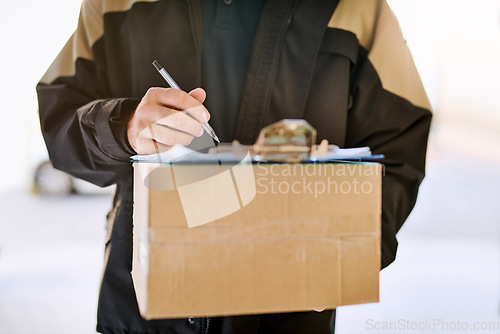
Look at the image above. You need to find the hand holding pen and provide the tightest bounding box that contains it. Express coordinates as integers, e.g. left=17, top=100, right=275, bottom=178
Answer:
left=127, top=61, right=219, bottom=155
left=152, top=60, right=220, bottom=143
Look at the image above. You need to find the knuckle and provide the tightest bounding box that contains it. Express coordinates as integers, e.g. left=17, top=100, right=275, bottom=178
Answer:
left=164, top=87, right=184, bottom=103
left=165, top=112, right=201, bottom=136
left=164, top=128, right=193, bottom=147
left=146, top=87, right=161, bottom=98
left=161, top=128, right=177, bottom=146
left=167, top=112, right=186, bottom=129
left=180, top=134, right=194, bottom=146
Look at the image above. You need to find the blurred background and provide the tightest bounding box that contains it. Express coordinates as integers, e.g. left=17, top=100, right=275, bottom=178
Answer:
left=0, top=0, right=499, bottom=333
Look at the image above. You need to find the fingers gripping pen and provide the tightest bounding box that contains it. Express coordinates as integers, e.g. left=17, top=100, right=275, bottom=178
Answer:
left=152, top=60, right=220, bottom=143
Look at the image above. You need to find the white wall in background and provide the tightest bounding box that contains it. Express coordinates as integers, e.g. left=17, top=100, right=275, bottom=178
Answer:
left=1, top=1, right=499, bottom=192
left=0, top=0, right=82, bottom=192
left=389, top=0, right=500, bottom=121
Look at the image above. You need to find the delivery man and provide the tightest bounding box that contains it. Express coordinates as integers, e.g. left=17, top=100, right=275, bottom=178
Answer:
left=36, top=0, right=432, bottom=333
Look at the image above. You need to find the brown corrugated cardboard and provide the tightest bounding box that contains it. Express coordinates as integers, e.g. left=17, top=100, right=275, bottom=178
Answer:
left=132, top=161, right=382, bottom=319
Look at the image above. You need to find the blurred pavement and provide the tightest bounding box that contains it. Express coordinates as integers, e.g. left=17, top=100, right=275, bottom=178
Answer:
left=0, top=192, right=109, bottom=333
left=1, top=139, right=499, bottom=333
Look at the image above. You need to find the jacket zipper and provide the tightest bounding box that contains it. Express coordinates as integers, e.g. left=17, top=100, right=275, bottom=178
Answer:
left=204, top=317, right=211, bottom=334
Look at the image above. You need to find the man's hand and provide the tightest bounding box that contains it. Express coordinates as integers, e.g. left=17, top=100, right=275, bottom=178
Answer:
left=127, top=87, right=209, bottom=155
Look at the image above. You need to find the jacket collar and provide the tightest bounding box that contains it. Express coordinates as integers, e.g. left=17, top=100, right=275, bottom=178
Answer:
left=233, top=0, right=340, bottom=144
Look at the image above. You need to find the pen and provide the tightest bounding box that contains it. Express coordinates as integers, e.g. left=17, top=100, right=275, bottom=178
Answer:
left=152, top=60, right=220, bottom=143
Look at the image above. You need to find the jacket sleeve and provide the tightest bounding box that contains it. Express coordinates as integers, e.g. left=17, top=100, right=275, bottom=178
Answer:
left=36, top=0, right=139, bottom=187
left=338, top=0, right=432, bottom=268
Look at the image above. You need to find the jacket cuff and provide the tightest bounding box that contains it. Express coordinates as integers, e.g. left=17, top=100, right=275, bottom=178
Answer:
left=94, top=98, right=140, bottom=161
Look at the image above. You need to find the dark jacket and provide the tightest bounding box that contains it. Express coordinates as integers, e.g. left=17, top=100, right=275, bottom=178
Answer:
left=36, top=0, right=432, bottom=333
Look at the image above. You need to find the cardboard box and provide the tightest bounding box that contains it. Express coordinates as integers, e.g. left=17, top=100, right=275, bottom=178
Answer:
left=132, top=160, right=382, bottom=319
